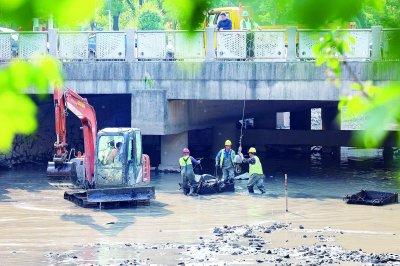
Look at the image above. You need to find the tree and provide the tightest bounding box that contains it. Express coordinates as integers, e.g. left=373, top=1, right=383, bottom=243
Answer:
left=102, top=0, right=126, bottom=30
left=0, top=0, right=100, bottom=152
left=133, top=2, right=164, bottom=30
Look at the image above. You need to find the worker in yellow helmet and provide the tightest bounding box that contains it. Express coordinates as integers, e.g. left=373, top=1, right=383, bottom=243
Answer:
left=215, top=139, right=236, bottom=187
left=238, top=147, right=265, bottom=194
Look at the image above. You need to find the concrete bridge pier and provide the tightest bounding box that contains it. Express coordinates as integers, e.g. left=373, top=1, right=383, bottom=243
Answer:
left=290, top=109, right=311, bottom=155
left=159, top=131, right=188, bottom=171
left=321, top=106, right=341, bottom=161
left=383, top=147, right=394, bottom=165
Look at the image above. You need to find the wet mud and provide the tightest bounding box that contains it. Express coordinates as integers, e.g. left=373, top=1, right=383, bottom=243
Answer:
left=0, top=169, right=399, bottom=265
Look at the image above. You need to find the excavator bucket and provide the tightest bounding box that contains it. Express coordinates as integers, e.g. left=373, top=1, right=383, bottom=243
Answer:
left=46, top=161, right=77, bottom=179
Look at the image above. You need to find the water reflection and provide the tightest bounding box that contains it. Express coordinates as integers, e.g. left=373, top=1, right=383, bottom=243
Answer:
left=152, top=156, right=400, bottom=200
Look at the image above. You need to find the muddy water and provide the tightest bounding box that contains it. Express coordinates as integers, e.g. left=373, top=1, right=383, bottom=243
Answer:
left=0, top=159, right=399, bottom=265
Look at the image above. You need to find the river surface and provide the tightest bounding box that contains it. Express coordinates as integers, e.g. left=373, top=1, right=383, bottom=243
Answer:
left=152, top=156, right=400, bottom=198
left=0, top=156, right=399, bottom=265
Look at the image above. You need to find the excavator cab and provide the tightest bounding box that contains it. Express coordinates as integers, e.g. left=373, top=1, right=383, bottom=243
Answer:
left=94, top=128, right=146, bottom=188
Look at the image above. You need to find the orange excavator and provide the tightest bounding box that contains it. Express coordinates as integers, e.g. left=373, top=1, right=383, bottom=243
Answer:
left=47, top=87, right=155, bottom=207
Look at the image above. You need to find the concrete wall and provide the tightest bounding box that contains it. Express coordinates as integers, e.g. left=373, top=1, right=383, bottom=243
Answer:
left=61, top=61, right=400, bottom=101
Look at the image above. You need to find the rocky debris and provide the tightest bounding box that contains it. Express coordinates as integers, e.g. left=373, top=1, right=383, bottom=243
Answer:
left=45, top=222, right=400, bottom=265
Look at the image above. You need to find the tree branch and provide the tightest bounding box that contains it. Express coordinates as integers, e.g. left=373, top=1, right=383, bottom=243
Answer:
left=125, top=0, right=135, bottom=13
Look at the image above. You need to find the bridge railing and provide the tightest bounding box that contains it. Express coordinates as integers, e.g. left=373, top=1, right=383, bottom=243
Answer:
left=0, top=27, right=398, bottom=62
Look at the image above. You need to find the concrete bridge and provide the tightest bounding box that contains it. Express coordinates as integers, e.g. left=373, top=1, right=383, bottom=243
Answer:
left=1, top=27, right=399, bottom=168
left=58, top=60, right=399, bottom=168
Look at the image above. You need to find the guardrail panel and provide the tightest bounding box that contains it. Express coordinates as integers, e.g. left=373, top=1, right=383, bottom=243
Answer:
left=137, top=32, right=166, bottom=59
left=298, top=31, right=324, bottom=59
left=217, top=31, right=247, bottom=59
left=0, top=33, right=12, bottom=60
left=18, top=33, right=47, bottom=59
left=174, top=31, right=205, bottom=59
left=95, top=32, right=126, bottom=60
left=345, top=30, right=371, bottom=59
left=59, top=32, right=89, bottom=59
left=254, top=31, right=286, bottom=59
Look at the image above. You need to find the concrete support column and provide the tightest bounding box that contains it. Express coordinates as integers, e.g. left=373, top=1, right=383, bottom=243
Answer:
left=371, top=26, right=382, bottom=61
left=277, top=112, right=290, bottom=129
left=383, top=147, right=394, bottom=164
left=290, top=109, right=311, bottom=130
left=321, top=106, right=340, bottom=130
left=287, top=26, right=297, bottom=62
left=48, top=29, right=58, bottom=57
left=205, top=27, right=215, bottom=61
left=126, top=29, right=136, bottom=62
left=131, top=90, right=166, bottom=135
left=159, top=131, right=188, bottom=170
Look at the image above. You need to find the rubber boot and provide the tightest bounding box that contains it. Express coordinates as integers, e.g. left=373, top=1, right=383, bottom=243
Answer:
left=247, top=186, right=254, bottom=193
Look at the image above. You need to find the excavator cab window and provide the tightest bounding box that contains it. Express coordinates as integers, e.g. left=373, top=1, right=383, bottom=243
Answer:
left=95, top=135, right=125, bottom=187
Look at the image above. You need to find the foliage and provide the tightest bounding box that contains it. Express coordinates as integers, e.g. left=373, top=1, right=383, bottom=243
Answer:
left=0, top=0, right=101, bottom=152
left=0, top=57, right=62, bottom=150
left=102, top=0, right=125, bottom=16
left=0, top=0, right=98, bottom=30
left=131, top=2, right=164, bottom=30
left=163, top=0, right=210, bottom=30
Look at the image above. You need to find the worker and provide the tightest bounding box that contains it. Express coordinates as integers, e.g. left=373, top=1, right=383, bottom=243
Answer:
left=105, top=141, right=122, bottom=164
left=238, top=147, right=266, bottom=194
left=215, top=140, right=236, bottom=187
left=217, top=12, right=232, bottom=31
left=179, top=148, right=201, bottom=196
left=240, top=10, right=259, bottom=58
left=240, top=10, right=259, bottom=31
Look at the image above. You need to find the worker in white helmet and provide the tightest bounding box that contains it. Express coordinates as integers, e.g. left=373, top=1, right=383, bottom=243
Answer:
left=215, top=139, right=236, bottom=187
left=239, top=147, right=265, bottom=194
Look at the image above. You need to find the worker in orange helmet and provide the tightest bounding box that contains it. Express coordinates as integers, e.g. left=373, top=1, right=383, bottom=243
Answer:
left=179, top=148, right=201, bottom=196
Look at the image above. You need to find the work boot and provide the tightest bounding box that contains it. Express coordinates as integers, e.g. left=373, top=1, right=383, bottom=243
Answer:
left=247, top=186, right=254, bottom=193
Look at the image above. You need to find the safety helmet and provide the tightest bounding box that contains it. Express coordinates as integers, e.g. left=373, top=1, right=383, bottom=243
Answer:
left=182, top=148, right=190, bottom=154
left=242, top=10, right=249, bottom=17
left=248, top=147, right=257, bottom=154
left=225, top=140, right=232, bottom=146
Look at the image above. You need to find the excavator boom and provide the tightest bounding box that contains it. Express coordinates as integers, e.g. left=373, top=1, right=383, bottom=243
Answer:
left=47, top=88, right=97, bottom=185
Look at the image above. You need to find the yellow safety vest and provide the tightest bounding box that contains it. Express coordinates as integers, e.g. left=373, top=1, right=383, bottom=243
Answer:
left=179, top=156, right=192, bottom=167
left=219, top=149, right=234, bottom=168
left=249, top=156, right=263, bottom=175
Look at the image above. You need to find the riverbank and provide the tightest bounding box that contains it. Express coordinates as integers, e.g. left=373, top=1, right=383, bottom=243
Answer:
left=0, top=172, right=399, bottom=265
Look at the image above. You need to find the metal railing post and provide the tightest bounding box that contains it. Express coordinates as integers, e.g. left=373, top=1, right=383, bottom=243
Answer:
left=126, top=29, right=136, bottom=62
left=48, top=29, right=58, bottom=57
left=205, top=27, right=215, bottom=61
left=287, top=26, right=297, bottom=62
left=371, top=26, right=382, bottom=61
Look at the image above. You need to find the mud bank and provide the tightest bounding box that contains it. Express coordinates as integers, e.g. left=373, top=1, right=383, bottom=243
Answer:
left=0, top=171, right=399, bottom=265
left=47, top=223, right=400, bottom=265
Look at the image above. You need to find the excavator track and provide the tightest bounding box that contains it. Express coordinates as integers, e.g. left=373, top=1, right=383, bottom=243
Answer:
left=64, top=186, right=155, bottom=209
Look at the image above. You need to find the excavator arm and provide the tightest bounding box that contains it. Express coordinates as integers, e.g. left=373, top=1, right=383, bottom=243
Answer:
left=49, top=87, right=97, bottom=185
